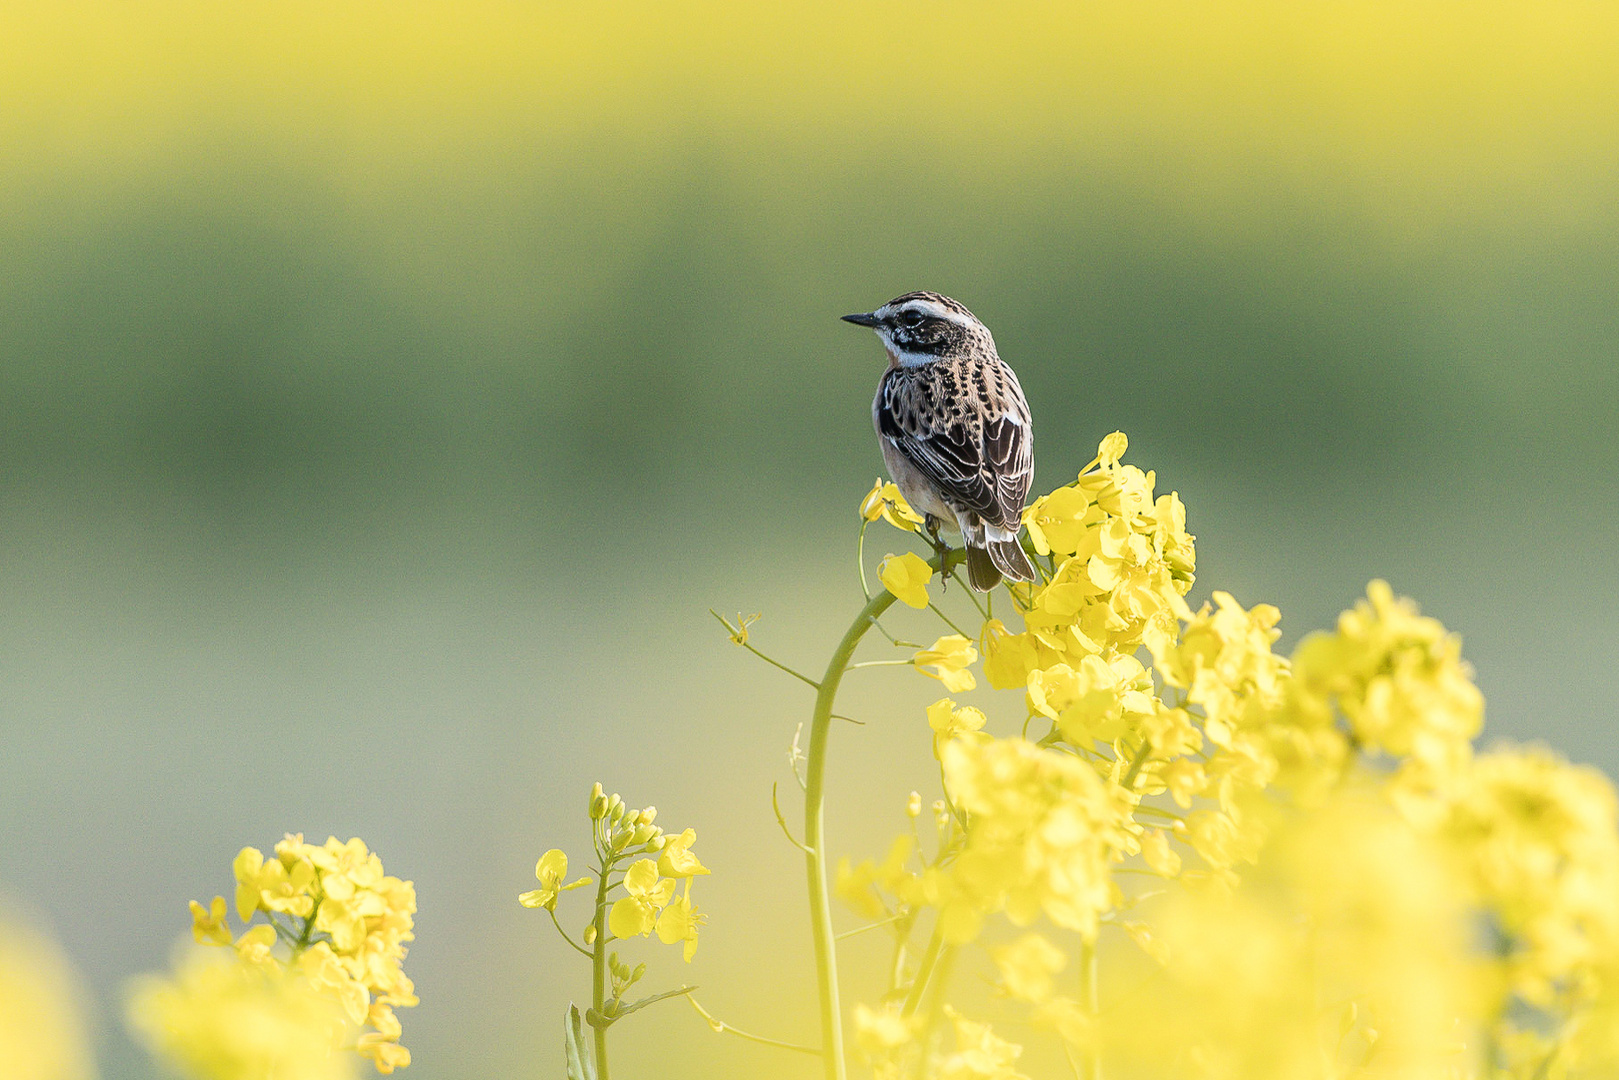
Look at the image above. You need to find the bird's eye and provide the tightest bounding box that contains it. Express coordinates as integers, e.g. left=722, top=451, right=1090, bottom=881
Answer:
left=898, top=311, right=924, bottom=329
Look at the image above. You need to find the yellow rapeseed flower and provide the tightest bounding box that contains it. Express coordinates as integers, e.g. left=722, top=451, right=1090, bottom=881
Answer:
left=914, top=634, right=979, bottom=692
left=608, top=860, right=674, bottom=939
left=1096, top=432, right=1128, bottom=468
left=656, top=829, right=710, bottom=879
left=879, top=551, right=933, bottom=609
left=860, top=480, right=924, bottom=533
left=1022, top=485, right=1099, bottom=557
left=653, top=880, right=705, bottom=962
left=926, top=698, right=988, bottom=760
left=518, top=849, right=590, bottom=911
left=231, top=846, right=315, bottom=922
left=189, top=897, right=232, bottom=947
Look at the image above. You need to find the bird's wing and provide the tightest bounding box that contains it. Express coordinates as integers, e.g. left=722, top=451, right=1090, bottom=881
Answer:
left=878, top=361, right=1033, bottom=530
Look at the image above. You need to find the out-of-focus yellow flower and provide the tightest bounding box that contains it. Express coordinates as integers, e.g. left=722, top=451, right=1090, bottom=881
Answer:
left=189, top=897, right=231, bottom=947
left=1437, top=744, right=1619, bottom=1007
left=518, top=849, right=589, bottom=911
left=232, top=925, right=277, bottom=971
left=860, top=480, right=924, bottom=533
left=0, top=912, right=95, bottom=1080
left=853, top=1003, right=920, bottom=1080
left=938, top=738, right=1133, bottom=943
left=1025, top=653, right=1153, bottom=749
left=656, top=829, right=710, bottom=879
left=1105, top=787, right=1476, bottom=1080
left=356, top=1036, right=409, bottom=1076
left=914, top=634, right=979, bottom=692
left=836, top=836, right=916, bottom=921
left=1140, top=828, right=1182, bottom=877
left=937, top=1009, right=1028, bottom=1080
left=654, top=881, right=705, bottom=962
left=981, top=618, right=1044, bottom=691
left=608, top=860, right=674, bottom=939
left=926, top=698, right=988, bottom=760
left=991, top=933, right=1066, bottom=1003
left=1292, top=580, right=1482, bottom=779
left=127, top=950, right=352, bottom=1080
left=879, top=552, right=933, bottom=609
left=299, top=943, right=368, bottom=1025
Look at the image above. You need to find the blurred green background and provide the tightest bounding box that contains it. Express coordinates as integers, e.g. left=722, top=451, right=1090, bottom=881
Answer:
left=1, top=3, right=1616, bottom=1077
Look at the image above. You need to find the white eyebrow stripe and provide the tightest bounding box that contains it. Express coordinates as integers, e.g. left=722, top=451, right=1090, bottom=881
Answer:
left=877, top=299, right=977, bottom=328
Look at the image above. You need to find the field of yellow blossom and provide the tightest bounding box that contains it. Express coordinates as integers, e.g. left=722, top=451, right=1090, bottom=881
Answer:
left=1, top=4, right=1618, bottom=1080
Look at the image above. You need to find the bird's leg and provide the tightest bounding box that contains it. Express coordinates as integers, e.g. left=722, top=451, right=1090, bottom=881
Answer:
left=924, top=515, right=953, bottom=591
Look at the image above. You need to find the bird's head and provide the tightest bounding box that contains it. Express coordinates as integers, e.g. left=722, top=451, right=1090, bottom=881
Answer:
left=842, top=291, right=995, bottom=367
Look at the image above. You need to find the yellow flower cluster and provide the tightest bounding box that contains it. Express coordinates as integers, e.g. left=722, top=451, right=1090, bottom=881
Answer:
left=187, top=834, right=417, bottom=1074
left=523, top=784, right=709, bottom=969
left=1104, top=786, right=1477, bottom=1079
left=1440, top=747, right=1619, bottom=1036
left=842, top=431, right=1619, bottom=1080
left=1293, top=578, right=1484, bottom=781
left=936, top=738, right=1134, bottom=944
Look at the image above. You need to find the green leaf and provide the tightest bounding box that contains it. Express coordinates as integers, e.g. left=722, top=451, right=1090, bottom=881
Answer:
left=564, top=1004, right=596, bottom=1080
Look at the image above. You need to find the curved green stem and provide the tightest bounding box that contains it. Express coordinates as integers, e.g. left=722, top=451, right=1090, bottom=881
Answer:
left=591, top=865, right=612, bottom=1080
left=1079, top=937, right=1101, bottom=1080
left=804, top=548, right=964, bottom=1080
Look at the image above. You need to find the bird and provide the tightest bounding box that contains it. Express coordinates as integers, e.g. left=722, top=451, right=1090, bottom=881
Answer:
left=842, top=291, right=1036, bottom=592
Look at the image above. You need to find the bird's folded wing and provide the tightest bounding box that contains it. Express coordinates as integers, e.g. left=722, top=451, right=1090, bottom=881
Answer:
left=879, top=374, right=1032, bottom=530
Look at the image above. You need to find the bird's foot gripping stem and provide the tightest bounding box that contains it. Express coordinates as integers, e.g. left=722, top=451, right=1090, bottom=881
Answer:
left=924, top=516, right=954, bottom=592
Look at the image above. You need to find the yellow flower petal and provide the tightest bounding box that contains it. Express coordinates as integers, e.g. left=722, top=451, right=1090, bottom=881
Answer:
left=879, top=552, right=933, bottom=609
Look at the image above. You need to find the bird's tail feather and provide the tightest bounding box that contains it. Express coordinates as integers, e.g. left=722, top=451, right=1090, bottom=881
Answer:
left=985, top=536, right=1035, bottom=585
left=965, top=545, right=1003, bottom=591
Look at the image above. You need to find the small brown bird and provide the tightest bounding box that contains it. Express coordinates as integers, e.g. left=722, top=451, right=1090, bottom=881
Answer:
left=843, top=291, right=1036, bottom=591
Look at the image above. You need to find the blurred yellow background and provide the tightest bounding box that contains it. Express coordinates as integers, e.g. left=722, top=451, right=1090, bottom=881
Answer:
left=1, top=4, right=1616, bottom=1077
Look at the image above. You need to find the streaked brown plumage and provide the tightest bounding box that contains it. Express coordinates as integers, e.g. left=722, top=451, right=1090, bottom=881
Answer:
left=843, top=291, right=1035, bottom=591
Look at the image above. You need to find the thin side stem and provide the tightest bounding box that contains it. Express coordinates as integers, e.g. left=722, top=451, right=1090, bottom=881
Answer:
left=803, top=547, right=964, bottom=1080
left=927, top=602, right=970, bottom=638
left=901, top=923, right=945, bottom=1018
left=688, top=996, right=823, bottom=1057
left=548, top=907, right=593, bottom=959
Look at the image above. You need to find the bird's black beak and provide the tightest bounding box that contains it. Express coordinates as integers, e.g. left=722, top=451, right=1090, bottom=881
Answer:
left=841, top=312, right=880, bottom=327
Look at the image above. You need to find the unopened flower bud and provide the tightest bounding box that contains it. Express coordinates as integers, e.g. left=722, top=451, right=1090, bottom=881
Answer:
left=647, top=834, right=667, bottom=851
left=584, top=924, right=598, bottom=945
left=906, top=791, right=922, bottom=818
left=607, top=795, right=625, bottom=822
left=630, top=824, right=655, bottom=845
left=590, top=795, right=609, bottom=820
left=641, top=806, right=656, bottom=824
left=632, top=962, right=645, bottom=982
